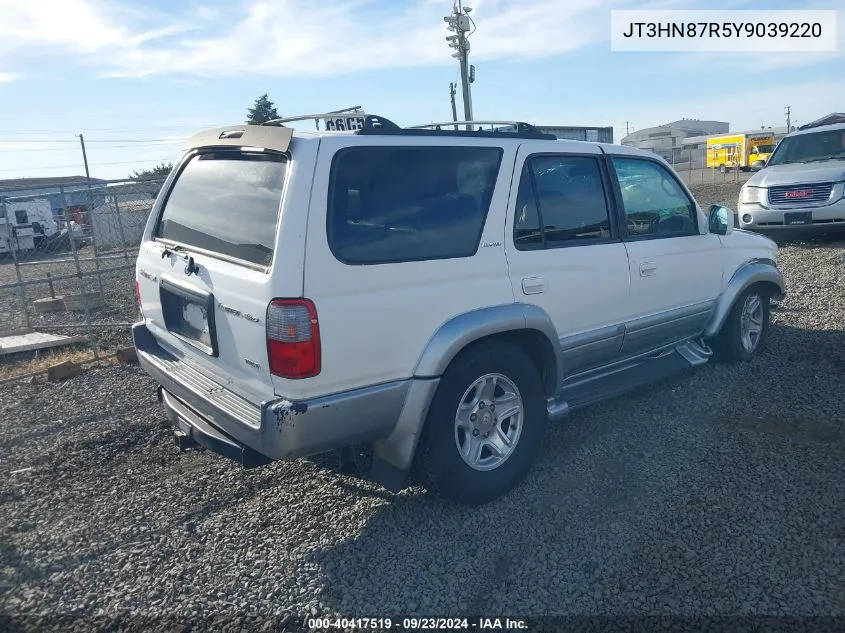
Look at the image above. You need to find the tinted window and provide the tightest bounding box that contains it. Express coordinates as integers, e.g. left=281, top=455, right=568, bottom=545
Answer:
left=767, top=129, right=845, bottom=165
left=513, top=155, right=611, bottom=250
left=328, top=146, right=501, bottom=264
left=513, top=164, right=543, bottom=249
left=14, top=210, right=28, bottom=224
left=612, top=157, right=697, bottom=237
left=156, top=152, right=286, bottom=267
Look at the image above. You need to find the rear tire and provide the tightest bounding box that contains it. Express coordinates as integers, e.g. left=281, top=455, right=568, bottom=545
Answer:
left=416, top=342, right=546, bottom=505
left=711, top=286, right=771, bottom=363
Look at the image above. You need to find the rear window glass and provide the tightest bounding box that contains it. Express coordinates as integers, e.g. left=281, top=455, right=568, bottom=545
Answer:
left=328, top=146, right=502, bottom=264
left=156, top=152, right=286, bottom=267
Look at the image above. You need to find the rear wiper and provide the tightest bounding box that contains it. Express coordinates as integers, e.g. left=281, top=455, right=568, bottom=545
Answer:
left=161, top=243, right=185, bottom=259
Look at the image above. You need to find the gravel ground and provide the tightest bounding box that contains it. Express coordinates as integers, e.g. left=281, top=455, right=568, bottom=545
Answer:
left=1, top=188, right=844, bottom=632
left=687, top=182, right=744, bottom=211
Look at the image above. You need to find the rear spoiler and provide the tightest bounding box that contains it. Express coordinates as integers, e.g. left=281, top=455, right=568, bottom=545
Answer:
left=182, top=125, right=293, bottom=153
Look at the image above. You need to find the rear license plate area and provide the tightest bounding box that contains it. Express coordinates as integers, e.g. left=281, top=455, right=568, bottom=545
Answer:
left=784, top=211, right=812, bottom=226
left=160, top=279, right=218, bottom=356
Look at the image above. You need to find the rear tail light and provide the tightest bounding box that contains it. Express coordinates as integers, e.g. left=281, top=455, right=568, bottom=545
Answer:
left=266, top=299, right=321, bottom=379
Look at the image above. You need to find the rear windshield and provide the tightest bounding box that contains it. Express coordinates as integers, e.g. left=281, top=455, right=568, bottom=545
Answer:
left=156, top=152, right=286, bottom=267
left=328, top=146, right=502, bottom=264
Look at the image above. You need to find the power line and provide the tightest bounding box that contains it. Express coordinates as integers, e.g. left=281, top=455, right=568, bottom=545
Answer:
left=0, top=124, right=217, bottom=135
left=0, top=142, right=180, bottom=153
left=0, top=138, right=184, bottom=144
left=0, top=158, right=175, bottom=173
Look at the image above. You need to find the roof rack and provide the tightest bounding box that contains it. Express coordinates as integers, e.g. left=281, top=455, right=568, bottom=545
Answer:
left=797, top=113, right=845, bottom=131
left=262, top=106, right=364, bottom=128
left=258, top=111, right=556, bottom=140
left=358, top=117, right=556, bottom=140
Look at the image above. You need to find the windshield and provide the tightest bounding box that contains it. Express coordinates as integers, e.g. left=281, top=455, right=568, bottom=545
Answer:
left=767, top=129, right=845, bottom=165
left=752, top=144, right=775, bottom=154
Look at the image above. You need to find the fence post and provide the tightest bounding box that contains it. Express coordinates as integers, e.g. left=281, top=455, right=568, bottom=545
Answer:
left=3, top=200, right=33, bottom=331
left=688, top=149, right=692, bottom=182
left=82, top=183, right=107, bottom=301
left=60, top=185, right=99, bottom=361
left=111, top=193, right=130, bottom=261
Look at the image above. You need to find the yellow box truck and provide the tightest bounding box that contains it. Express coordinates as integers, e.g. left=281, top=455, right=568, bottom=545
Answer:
left=706, top=133, right=776, bottom=172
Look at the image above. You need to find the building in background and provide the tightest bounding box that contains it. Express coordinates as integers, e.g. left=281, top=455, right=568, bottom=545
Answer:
left=621, top=119, right=729, bottom=161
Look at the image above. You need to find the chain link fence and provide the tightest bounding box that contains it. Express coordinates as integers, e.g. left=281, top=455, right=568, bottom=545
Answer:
left=667, top=152, right=755, bottom=186
left=0, top=178, right=165, bottom=381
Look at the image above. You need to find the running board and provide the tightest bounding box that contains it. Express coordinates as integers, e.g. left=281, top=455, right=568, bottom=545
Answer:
left=675, top=338, right=712, bottom=366
left=545, top=338, right=711, bottom=419
left=546, top=395, right=570, bottom=422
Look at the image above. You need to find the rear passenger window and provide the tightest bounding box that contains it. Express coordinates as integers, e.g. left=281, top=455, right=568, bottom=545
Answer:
left=328, top=146, right=502, bottom=264
left=156, top=152, right=286, bottom=267
left=513, top=155, right=612, bottom=250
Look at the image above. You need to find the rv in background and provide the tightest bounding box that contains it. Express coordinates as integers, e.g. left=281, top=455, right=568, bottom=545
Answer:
left=0, top=197, right=83, bottom=256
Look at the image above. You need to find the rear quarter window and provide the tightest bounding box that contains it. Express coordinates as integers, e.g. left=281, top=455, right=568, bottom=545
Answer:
left=327, top=145, right=502, bottom=264
left=156, top=151, right=286, bottom=267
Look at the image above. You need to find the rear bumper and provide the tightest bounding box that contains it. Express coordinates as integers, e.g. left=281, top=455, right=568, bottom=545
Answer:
left=133, top=322, right=409, bottom=464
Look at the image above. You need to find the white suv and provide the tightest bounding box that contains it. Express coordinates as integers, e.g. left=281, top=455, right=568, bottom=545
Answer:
left=133, top=115, right=785, bottom=505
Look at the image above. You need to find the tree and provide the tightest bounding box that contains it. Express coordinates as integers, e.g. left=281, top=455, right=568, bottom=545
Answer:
left=130, top=162, right=173, bottom=181
left=246, top=94, right=280, bottom=125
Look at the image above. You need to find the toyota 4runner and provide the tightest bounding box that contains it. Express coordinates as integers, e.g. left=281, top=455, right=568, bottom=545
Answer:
left=133, top=114, right=785, bottom=505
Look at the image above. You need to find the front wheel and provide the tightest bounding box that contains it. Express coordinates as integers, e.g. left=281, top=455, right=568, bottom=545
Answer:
left=711, top=286, right=771, bottom=362
left=416, top=342, right=547, bottom=505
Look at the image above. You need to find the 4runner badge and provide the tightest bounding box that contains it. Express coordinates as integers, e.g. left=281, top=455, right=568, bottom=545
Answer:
left=482, top=241, right=502, bottom=248
left=218, top=302, right=260, bottom=324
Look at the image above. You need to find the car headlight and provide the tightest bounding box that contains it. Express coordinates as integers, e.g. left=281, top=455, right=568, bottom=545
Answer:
left=739, top=186, right=763, bottom=204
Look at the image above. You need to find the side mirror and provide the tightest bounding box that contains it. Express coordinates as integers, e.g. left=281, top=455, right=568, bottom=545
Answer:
left=708, top=205, right=732, bottom=235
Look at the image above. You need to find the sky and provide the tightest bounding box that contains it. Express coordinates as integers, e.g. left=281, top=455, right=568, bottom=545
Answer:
left=0, top=0, right=843, bottom=181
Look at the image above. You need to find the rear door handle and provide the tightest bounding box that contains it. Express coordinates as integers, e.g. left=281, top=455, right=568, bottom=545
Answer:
left=522, top=276, right=546, bottom=295
left=639, top=261, right=658, bottom=276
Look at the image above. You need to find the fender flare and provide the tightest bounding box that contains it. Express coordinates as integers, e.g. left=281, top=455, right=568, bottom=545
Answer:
left=703, top=259, right=786, bottom=339
left=370, top=303, right=562, bottom=489
left=413, top=302, right=563, bottom=389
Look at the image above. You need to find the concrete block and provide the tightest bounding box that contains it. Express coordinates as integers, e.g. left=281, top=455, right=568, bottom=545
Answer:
left=115, top=346, right=138, bottom=364
left=33, top=297, right=66, bottom=314
left=63, top=292, right=104, bottom=312
left=47, top=360, right=82, bottom=382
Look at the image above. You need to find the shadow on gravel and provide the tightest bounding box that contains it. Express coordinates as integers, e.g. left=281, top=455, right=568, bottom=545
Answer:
left=768, top=229, right=845, bottom=248
left=307, top=323, right=845, bottom=619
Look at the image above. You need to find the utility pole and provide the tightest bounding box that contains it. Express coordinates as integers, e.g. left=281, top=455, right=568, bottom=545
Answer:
left=445, top=1, right=474, bottom=129
left=625, top=121, right=632, bottom=136
left=77, top=132, right=106, bottom=299
left=449, top=83, right=459, bottom=130
left=785, top=106, right=791, bottom=133
left=78, top=134, right=91, bottom=181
